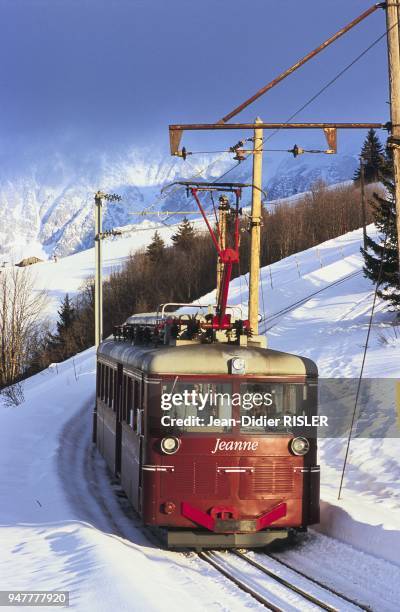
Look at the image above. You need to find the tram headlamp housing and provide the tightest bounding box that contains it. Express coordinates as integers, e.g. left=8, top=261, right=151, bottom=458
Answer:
left=160, top=437, right=180, bottom=455
left=230, top=357, right=246, bottom=375
left=290, top=436, right=310, bottom=456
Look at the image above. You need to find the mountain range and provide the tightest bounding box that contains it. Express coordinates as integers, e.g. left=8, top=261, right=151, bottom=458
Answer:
left=0, top=148, right=358, bottom=262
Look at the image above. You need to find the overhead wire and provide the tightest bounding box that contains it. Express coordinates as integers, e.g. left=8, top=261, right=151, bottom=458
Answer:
left=206, top=19, right=395, bottom=183
left=264, top=22, right=395, bottom=144
left=260, top=260, right=267, bottom=322
left=131, top=15, right=395, bottom=228
left=199, top=22, right=395, bottom=333
left=210, top=192, right=219, bottom=227
left=184, top=148, right=307, bottom=155
left=338, top=226, right=390, bottom=500
left=113, top=15, right=394, bottom=310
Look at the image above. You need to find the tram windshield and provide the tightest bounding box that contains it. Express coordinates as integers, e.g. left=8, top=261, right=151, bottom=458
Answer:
left=239, top=382, right=316, bottom=433
left=149, top=379, right=317, bottom=435
left=158, top=380, right=233, bottom=433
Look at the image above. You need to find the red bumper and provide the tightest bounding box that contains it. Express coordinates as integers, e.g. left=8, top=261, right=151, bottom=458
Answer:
left=181, top=501, right=287, bottom=533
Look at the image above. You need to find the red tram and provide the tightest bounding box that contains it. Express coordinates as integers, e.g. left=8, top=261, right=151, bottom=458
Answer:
left=95, top=312, right=319, bottom=548
left=94, top=181, right=319, bottom=548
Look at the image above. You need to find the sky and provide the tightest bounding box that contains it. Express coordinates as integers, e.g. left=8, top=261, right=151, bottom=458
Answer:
left=0, top=0, right=391, bottom=170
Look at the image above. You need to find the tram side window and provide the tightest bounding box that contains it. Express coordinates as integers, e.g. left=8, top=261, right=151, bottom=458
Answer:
left=96, top=363, right=101, bottom=398
left=128, top=379, right=135, bottom=429
left=101, top=364, right=105, bottom=400
left=105, top=367, right=109, bottom=406
left=121, top=375, right=127, bottom=422
left=135, top=380, right=140, bottom=410
left=98, top=363, right=102, bottom=399
left=104, top=367, right=109, bottom=404
left=108, top=369, right=114, bottom=409
left=113, top=368, right=117, bottom=411
left=100, top=364, right=104, bottom=401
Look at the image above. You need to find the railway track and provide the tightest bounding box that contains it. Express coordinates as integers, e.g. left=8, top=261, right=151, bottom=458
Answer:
left=260, top=269, right=363, bottom=332
left=199, top=549, right=369, bottom=611
left=67, top=422, right=368, bottom=611
left=59, top=405, right=377, bottom=611
left=264, top=551, right=372, bottom=611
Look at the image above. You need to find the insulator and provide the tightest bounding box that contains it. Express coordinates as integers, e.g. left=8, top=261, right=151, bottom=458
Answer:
left=229, top=140, right=245, bottom=153
left=290, top=144, right=305, bottom=158
left=233, top=148, right=246, bottom=162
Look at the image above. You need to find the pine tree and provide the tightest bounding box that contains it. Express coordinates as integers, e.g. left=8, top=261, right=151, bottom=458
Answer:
left=361, top=154, right=400, bottom=308
left=56, top=294, right=76, bottom=336
left=146, top=231, right=165, bottom=262
left=171, top=218, right=195, bottom=250
left=353, top=128, right=385, bottom=183
left=46, top=294, right=77, bottom=360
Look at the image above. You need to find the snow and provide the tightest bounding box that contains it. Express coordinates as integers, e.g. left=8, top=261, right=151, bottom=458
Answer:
left=256, top=531, right=400, bottom=612
left=0, top=147, right=358, bottom=261
left=266, top=153, right=358, bottom=200
left=20, top=217, right=206, bottom=323
left=1, top=223, right=400, bottom=609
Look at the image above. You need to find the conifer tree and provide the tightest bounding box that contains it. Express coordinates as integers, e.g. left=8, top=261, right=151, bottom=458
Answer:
left=353, top=128, right=385, bottom=183
left=171, top=217, right=195, bottom=250
left=56, top=293, right=76, bottom=336
left=361, top=153, right=400, bottom=308
left=146, top=231, right=165, bottom=263
left=45, top=293, right=78, bottom=360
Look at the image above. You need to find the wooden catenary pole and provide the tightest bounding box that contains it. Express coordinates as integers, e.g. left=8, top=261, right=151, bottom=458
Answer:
left=94, top=192, right=103, bottom=347
left=386, top=0, right=400, bottom=271
left=248, top=118, right=264, bottom=336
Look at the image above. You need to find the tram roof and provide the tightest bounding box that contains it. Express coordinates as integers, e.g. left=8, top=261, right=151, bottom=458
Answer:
left=97, top=339, right=317, bottom=377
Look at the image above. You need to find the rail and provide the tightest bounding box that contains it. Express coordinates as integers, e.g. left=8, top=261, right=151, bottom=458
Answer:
left=199, top=549, right=369, bottom=611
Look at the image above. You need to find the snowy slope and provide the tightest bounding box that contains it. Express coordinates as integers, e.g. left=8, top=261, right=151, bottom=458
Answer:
left=0, top=149, right=358, bottom=262
left=22, top=216, right=208, bottom=322
left=200, top=224, right=399, bottom=378
left=1, top=225, right=400, bottom=610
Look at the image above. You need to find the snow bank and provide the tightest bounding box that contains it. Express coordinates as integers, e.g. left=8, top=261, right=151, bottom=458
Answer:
left=316, top=497, right=400, bottom=567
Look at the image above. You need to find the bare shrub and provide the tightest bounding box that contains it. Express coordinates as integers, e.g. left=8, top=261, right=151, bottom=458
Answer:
left=1, top=382, right=24, bottom=406
left=0, top=267, right=48, bottom=391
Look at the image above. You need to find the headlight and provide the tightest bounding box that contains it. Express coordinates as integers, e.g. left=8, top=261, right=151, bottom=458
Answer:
left=290, top=436, right=310, bottom=456
left=231, top=357, right=245, bottom=374
left=161, top=437, right=180, bottom=454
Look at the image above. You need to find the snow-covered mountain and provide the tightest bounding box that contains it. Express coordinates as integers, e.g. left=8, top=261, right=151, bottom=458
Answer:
left=0, top=148, right=358, bottom=262
left=267, top=153, right=358, bottom=200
